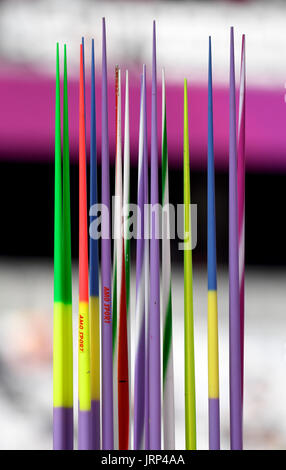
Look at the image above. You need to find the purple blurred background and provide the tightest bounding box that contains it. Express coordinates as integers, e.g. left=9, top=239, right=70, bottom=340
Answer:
left=0, top=0, right=286, bottom=170
left=1, top=74, right=284, bottom=171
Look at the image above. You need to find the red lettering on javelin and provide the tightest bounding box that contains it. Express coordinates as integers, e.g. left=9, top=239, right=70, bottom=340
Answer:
left=79, top=315, right=84, bottom=352
left=103, top=286, right=111, bottom=324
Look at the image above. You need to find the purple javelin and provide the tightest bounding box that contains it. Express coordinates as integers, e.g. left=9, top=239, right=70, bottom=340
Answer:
left=101, top=17, right=114, bottom=450
left=143, top=65, right=150, bottom=451
left=149, top=20, right=161, bottom=450
left=229, top=26, right=243, bottom=450
left=134, top=75, right=145, bottom=450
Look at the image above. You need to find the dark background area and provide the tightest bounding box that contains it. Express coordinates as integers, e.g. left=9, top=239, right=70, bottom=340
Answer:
left=0, top=159, right=281, bottom=266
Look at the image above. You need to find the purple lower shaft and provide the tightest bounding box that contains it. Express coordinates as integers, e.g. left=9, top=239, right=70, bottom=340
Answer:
left=134, top=324, right=145, bottom=449
left=78, top=409, right=91, bottom=450
left=53, top=407, right=73, bottom=450
left=208, top=399, right=220, bottom=450
left=229, top=27, right=242, bottom=450
left=91, top=400, right=100, bottom=449
left=239, top=279, right=245, bottom=402
left=101, top=17, right=114, bottom=450
left=145, top=318, right=150, bottom=449
left=149, top=20, right=161, bottom=450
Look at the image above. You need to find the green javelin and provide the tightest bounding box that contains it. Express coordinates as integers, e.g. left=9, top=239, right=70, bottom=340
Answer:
left=123, top=71, right=130, bottom=364
left=183, top=78, right=196, bottom=450
left=53, top=43, right=73, bottom=442
left=62, top=45, right=72, bottom=306
left=161, top=69, right=175, bottom=449
left=54, top=43, right=62, bottom=305
left=123, top=71, right=131, bottom=445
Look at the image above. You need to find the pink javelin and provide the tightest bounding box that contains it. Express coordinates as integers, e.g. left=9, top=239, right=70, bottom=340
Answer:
left=237, top=35, right=246, bottom=405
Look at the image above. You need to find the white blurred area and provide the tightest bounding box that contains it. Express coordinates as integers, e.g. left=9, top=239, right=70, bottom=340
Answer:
left=0, top=0, right=286, bottom=86
left=0, top=260, right=285, bottom=449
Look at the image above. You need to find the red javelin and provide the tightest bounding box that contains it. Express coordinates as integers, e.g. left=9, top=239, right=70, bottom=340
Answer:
left=115, top=66, right=129, bottom=449
left=79, top=44, right=89, bottom=304
left=118, top=238, right=129, bottom=449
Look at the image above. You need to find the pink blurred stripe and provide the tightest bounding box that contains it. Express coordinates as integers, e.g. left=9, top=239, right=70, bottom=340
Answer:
left=0, top=71, right=285, bottom=170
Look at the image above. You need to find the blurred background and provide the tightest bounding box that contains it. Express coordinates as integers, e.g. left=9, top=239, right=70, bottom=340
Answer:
left=0, top=0, right=286, bottom=449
